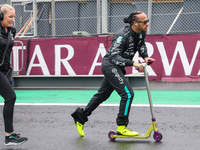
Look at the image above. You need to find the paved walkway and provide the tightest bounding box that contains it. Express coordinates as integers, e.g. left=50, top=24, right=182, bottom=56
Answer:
left=0, top=89, right=200, bottom=150
left=0, top=105, right=200, bottom=150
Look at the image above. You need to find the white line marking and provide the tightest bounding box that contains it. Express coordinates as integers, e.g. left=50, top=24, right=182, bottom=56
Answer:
left=0, top=103, right=200, bottom=108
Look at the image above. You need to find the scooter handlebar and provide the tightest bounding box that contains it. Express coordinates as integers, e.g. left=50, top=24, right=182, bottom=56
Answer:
left=146, top=60, right=155, bottom=65
left=136, top=60, right=155, bottom=70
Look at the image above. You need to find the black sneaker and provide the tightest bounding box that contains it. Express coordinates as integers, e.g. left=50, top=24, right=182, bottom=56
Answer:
left=4, top=133, right=28, bottom=146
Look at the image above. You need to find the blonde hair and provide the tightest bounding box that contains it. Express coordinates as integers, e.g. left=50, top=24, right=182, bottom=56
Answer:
left=0, top=4, right=15, bottom=14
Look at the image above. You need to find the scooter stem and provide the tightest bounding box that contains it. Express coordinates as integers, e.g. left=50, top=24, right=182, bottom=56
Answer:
left=143, top=66, right=155, bottom=119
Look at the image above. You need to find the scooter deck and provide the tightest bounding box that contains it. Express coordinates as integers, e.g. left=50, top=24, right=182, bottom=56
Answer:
left=111, top=133, right=150, bottom=139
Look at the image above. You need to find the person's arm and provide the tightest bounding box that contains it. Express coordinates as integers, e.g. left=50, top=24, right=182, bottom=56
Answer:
left=138, top=39, right=155, bottom=65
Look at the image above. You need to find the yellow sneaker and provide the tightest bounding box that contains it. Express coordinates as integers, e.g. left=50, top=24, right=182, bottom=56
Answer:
left=117, top=125, right=139, bottom=136
left=76, top=121, right=85, bottom=137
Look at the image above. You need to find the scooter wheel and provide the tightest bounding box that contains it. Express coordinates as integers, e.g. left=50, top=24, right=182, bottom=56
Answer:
left=108, top=130, right=116, bottom=141
left=153, top=132, right=162, bottom=142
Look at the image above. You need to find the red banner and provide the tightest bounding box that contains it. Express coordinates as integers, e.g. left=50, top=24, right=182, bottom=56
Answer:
left=13, top=34, right=200, bottom=81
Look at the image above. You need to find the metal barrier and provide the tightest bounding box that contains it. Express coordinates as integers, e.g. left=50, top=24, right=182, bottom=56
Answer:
left=12, top=74, right=146, bottom=89
left=10, top=0, right=200, bottom=38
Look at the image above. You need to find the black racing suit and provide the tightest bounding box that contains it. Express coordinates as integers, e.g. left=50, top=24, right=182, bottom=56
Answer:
left=83, top=26, right=148, bottom=126
left=0, top=23, right=16, bottom=133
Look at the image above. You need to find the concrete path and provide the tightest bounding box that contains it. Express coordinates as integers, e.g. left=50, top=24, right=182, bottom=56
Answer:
left=0, top=105, right=199, bottom=150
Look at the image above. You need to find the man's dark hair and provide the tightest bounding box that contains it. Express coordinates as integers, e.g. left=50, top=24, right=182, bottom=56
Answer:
left=123, top=11, right=143, bottom=26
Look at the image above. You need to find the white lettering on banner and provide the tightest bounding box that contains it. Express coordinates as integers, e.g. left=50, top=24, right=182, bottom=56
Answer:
left=14, top=38, right=200, bottom=77
left=157, top=41, right=200, bottom=76
left=26, top=45, right=50, bottom=75
left=55, top=45, right=76, bottom=75
left=132, top=42, right=156, bottom=76
left=12, top=46, right=26, bottom=72
left=198, top=68, right=200, bottom=75
left=88, top=43, right=107, bottom=75
left=145, top=42, right=156, bottom=76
